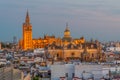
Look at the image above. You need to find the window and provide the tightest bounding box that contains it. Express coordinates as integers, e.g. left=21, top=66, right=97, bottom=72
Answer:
left=57, top=53, right=59, bottom=57
left=65, top=73, right=68, bottom=77
left=71, top=53, right=75, bottom=57
left=72, top=73, right=74, bottom=78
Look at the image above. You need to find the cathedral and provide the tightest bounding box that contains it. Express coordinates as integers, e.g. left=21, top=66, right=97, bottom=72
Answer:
left=19, top=11, right=85, bottom=50
left=19, top=11, right=105, bottom=61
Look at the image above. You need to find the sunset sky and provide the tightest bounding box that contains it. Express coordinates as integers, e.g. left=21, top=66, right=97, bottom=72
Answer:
left=0, top=0, right=120, bottom=42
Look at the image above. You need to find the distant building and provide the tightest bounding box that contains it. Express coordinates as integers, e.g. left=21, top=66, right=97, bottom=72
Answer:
left=51, top=64, right=103, bottom=80
left=19, top=11, right=85, bottom=50
left=22, top=11, right=33, bottom=50
left=106, top=47, right=120, bottom=52
left=0, top=42, right=1, bottom=49
left=19, top=11, right=103, bottom=61
left=47, top=40, right=102, bottom=61
left=105, top=52, right=115, bottom=62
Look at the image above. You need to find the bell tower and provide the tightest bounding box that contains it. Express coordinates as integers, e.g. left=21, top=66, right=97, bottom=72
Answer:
left=23, top=11, right=33, bottom=50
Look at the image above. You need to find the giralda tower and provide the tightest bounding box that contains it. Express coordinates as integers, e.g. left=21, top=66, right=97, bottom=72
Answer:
left=23, top=11, right=33, bottom=50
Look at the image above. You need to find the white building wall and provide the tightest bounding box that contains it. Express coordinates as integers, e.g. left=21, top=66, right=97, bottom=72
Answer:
left=75, top=65, right=103, bottom=80
left=106, top=47, right=120, bottom=52
left=51, top=64, right=120, bottom=80
left=51, top=64, right=74, bottom=80
left=65, top=64, right=74, bottom=80
left=51, top=65, right=66, bottom=80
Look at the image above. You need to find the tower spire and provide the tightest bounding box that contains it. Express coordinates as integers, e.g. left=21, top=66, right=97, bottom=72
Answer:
left=25, top=10, right=30, bottom=23
left=65, top=22, right=69, bottom=31
left=66, top=22, right=68, bottom=27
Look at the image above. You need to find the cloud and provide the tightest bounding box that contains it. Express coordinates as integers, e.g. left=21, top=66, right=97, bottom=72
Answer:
left=1, top=0, right=120, bottom=41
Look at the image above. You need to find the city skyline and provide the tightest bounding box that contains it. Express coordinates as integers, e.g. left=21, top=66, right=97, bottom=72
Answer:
left=1, top=0, right=120, bottom=42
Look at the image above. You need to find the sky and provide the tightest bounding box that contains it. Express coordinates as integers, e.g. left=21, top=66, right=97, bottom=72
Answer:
left=0, top=0, right=120, bottom=42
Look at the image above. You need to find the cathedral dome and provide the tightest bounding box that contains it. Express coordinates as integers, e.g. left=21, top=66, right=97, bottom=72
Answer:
left=64, top=26, right=70, bottom=32
left=62, top=23, right=72, bottom=42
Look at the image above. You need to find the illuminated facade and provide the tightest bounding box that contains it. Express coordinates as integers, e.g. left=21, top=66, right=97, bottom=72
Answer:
left=22, top=11, right=33, bottom=50
left=20, top=11, right=85, bottom=50
left=19, top=11, right=104, bottom=61
left=47, top=40, right=104, bottom=61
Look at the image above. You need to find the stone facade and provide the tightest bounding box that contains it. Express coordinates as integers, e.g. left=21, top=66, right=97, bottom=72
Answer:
left=47, top=42, right=100, bottom=61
